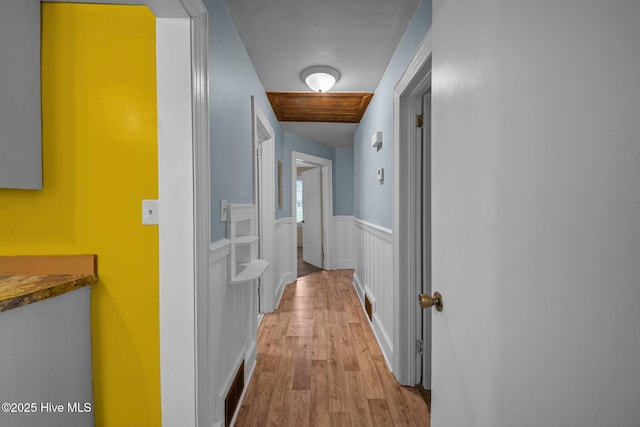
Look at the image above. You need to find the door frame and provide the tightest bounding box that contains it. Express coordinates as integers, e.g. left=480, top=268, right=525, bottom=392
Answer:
left=252, top=97, right=276, bottom=313
left=392, top=29, right=432, bottom=386
left=290, top=151, right=333, bottom=271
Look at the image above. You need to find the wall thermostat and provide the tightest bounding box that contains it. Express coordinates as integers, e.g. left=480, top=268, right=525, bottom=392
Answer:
left=377, top=167, right=384, bottom=181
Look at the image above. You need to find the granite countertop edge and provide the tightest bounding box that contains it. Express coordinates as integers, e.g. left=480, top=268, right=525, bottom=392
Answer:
left=0, top=274, right=97, bottom=313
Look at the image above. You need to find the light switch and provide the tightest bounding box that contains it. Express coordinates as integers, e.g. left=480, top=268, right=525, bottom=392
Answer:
left=377, top=167, right=384, bottom=181
left=220, top=199, right=228, bottom=222
left=142, top=199, right=159, bottom=225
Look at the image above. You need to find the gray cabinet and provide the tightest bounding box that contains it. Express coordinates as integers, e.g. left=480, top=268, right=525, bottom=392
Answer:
left=0, top=0, right=42, bottom=190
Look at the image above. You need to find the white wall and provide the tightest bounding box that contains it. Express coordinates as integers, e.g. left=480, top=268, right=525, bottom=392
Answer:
left=431, top=1, right=640, bottom=426
left=333, top=216, right=356, bottom=269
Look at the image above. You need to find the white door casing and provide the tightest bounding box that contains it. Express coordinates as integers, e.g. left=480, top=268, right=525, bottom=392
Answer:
left=301, top=167, right=323, bottom=268
left=393, top=30, right=432, bottom=386
left=252, top=97, right=276, bottom=313
left=290, top=151, right=333, bottom=271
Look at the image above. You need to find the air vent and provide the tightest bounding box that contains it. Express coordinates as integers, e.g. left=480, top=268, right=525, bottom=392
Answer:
left=225, top=360, right=245, bottom=427
left=365, top=294, right=373, bottom=321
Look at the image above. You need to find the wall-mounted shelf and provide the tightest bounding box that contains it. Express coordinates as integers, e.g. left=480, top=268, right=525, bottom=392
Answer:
left=227, top=204, right=268, bottom=285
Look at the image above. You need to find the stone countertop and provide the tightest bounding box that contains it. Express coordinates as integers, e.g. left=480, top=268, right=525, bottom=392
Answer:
left=0, top=255, right=97, bottom=313
left=0, top=274, right=97, bottom=312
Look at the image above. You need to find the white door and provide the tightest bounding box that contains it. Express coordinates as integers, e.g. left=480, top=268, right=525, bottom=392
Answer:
left=432, top=1, right=640, bottom=426
left=301, top=167, right=322, bottom=268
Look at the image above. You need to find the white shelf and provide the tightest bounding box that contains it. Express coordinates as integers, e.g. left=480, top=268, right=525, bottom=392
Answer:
left=227, top=204, right=268, bottom=286
left=235, top=235, right=259, bottom=245
left=228, top=259, right=269, bottom=285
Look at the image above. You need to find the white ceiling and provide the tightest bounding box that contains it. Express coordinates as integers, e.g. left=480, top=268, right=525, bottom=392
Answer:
left=225, top=0, right=421, bottom=147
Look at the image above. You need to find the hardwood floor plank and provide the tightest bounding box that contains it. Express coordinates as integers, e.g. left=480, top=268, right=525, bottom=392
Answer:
left=235, top=269, right=430, bottom=426
left=367, top=399, right=394, bottom=427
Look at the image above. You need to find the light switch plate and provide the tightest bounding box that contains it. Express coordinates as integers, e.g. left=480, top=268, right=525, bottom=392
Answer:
left=220, top=199, right=228, bottom=222
left=142, top=199, right=159, bottom=225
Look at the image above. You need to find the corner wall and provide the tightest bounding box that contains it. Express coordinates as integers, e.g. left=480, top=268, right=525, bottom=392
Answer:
left=0, top=4, right=161, bottom=426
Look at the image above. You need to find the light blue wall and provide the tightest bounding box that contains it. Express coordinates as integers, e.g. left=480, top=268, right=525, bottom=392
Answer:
left=278, top=132, right=336, bottom=219
left=206, top=0, right=283, bottom=241
left=334, top=146, right=355, bottom=216
left=354, top=0, right=432, bottom=229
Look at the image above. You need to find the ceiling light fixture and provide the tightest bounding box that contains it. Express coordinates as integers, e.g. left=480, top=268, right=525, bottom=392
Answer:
left=301, top=66, right=340, bottom=93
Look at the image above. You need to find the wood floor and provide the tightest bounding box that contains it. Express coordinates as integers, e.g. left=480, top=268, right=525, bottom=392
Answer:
left=235, top=269, right=430, bottom=426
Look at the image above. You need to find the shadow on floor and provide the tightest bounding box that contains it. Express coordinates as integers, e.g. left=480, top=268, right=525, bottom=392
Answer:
left=297, top=246, right=323, bottom=278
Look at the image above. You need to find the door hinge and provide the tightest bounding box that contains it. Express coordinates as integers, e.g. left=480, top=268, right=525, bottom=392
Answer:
left=256, top=147, right=260, bottom=159
left=416, top=339, right=424, bottom=355
left=416, top=114, right=424, bottom=128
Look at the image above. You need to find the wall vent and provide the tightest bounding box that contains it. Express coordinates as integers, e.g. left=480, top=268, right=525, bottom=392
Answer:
left=225, top=360, right=245, bottom=427
left=365, top=294, right=373, bottom=321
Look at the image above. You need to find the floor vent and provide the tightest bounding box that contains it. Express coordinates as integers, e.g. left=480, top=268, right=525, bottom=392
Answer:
left=365, top=294, right=373, bottom=321
left=225, top=360, right=245, bottom=427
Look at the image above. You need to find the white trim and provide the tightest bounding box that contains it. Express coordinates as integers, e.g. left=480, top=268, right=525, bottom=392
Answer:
left=210, top=239, right=231, bottom=263
left=352, top=273, right=365, bottom=302
left=290, top=151, right=334, bottom=271
left=191, top=12, right=211, bottom=427
left=157, top=16, right=197, bottom=427
left=275, top=217, right=296, bottom=308
left=392, top=29, right=432, bottom=386
left=253, top=98, right=276, bottom=313
left=354, top=218, right=393, bottom=242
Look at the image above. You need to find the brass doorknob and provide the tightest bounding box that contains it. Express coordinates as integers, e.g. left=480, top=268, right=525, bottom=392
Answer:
left=419, top=292, right=443, bottom=312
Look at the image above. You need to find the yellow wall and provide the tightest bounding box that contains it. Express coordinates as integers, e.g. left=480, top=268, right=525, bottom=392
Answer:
left=0, top=4, right=160, bottom=426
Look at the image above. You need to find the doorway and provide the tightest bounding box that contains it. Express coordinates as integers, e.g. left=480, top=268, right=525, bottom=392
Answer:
left=392, top=30, right=432, bottom=392
left=290, top=151, right=334, bottom=276
left=295, top=161, right=324, bottom=277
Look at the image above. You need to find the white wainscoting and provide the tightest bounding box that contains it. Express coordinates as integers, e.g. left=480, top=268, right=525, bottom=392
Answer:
left=333, top=216, right=356, bottom=269
left=354, top=219, right=394, bottom=368
left=275, top=217, right=296, bottom=308
left=199, top=239, right=259, bottom=427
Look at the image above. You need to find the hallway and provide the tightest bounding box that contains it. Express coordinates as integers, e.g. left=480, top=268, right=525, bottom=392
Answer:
left=235, top=269, right=430, bottom=426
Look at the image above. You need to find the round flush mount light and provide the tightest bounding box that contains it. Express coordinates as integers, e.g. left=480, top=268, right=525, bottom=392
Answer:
left=301, top=66, right=340, bottom=93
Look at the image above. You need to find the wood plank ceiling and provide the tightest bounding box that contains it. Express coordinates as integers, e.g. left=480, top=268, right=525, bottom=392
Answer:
left=267, top=92, right=373, bottom=123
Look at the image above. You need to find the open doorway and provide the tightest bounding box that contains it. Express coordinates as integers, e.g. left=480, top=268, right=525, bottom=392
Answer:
left=295, top=161, right=324, bottom=277
left=290, top=151, right=334, bottom=277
